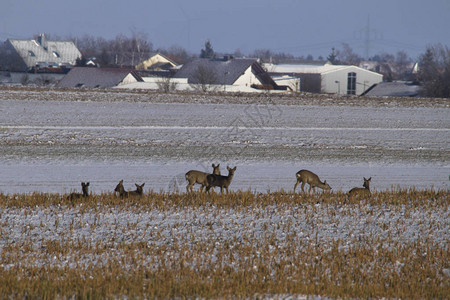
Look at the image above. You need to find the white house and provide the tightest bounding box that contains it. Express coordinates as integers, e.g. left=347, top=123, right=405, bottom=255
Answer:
left=173, top=57, right=281, bottom=91
left=265, top=62, right=383, bottom=95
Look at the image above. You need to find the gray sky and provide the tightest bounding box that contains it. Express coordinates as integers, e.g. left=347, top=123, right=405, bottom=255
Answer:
left=1, top=0, right=449, bottom=60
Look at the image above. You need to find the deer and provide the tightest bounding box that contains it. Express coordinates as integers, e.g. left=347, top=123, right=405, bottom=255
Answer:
left=128, top=183, right=145, bottom=197
left=293, top=169, right=331, bottom=194
left=67, top=182, right=90, bottom=200
left=205, top=166, right=236, bottom=194
left=185, top=163, right=221, bottom=193
left=348, top=177, right=371, bottom=198
left=114, top=180, right=145, bottom=198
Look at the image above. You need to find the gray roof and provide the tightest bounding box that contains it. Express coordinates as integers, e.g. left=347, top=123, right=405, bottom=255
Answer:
left=7, top=37, right=81, bottom=68
left=56, top=67, right=143, bottom=88
left=364, top=81, right=419, bottom=97
left=174, top=58, right=274, bottom=86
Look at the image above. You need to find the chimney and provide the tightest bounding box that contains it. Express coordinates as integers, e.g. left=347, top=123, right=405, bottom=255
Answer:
left=37, top=33, right=47, bottom=49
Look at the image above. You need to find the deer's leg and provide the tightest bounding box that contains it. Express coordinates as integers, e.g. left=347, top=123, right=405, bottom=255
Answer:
left=293, top=180, right=299, bottom=192
left=301, top=182, right=306, bottom=193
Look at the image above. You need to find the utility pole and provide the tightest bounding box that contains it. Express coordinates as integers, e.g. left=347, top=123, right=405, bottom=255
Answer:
left=364, top=15, right=371, bottom=59
left=356, top=15, right=381, bottom=60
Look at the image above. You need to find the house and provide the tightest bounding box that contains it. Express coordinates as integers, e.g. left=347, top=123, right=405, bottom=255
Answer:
left=0, top=34, right=81, bottom=72
left=136, top=53, right=180, bottom=70
left=265, top=62, right=383, bottom=95
left=363, top=81, right=420, bottom=97
left=56, top=67, right=143, bottom=88
left=173, top=57, right=280, bottom=90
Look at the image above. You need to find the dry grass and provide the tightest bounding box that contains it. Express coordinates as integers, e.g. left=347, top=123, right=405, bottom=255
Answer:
left=0, top=189, right=448, bottom=298
left=1, top=85, right=448, bottom=108
left=0, top=188, right=447, bottom=209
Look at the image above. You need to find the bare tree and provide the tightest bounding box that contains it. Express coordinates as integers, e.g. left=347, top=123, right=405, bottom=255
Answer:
left=191, top=65, right=218, bottom=92
left=73, top=33, right=153, bottom=67
left=418, top=44, right=450, bottom=98
left=156, top=77, right=178, bottom=93
left=394, top=50, right=411, bottom=80
left=336, top=43, right=362, bottom=65
left=159, top=45, right=190, bottom=64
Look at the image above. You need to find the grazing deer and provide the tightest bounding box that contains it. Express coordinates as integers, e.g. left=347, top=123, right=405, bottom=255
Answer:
left=348, top=177, right=371, bottom=198
left=67, top=182, right=90, bottom=200
left=293, top=169, right=331, bottom=193
left=185, top=163, right=221, bottom=193
left=206, top=166, right=236, bottom=194
left=114, top=180, right=145, bottom=198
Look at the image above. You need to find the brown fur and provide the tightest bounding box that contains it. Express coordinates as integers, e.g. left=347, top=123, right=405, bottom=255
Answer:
left=206, top=166, right=236, bottom=194
left=67, top=182, right=89, bottom=200
left=348, top=177, right=372, bottom=198
left=294, top=170, right=331, bottom=193
left=115, top=180, right=145, bottom=198
left=185, top=164, right=220, bottom=192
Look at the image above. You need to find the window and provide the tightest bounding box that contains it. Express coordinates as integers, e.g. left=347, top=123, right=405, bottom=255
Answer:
left=28, top=50, right=35, bottom=57
left=52, top=51, right=60, bottom=58
left=347, top=72, right=356, bottom=95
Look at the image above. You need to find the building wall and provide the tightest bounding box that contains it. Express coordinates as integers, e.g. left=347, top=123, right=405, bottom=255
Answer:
left=136, top=54, right=175, bottom=70
left=321, top=66, right=383, bottom=95
left=119, top=73, right=139, bottom=86
left=10, top=72, right=65, bottom=84
left=273, top=76, right=300, bottom=92
left=297, top=73, right=321, bottom=93
left=233, top=66, right=263, bottom=86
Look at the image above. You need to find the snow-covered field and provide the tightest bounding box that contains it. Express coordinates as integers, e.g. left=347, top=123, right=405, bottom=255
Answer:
left=0, top=89, right=448, bottom=194
left=1, top=200, right=448, bottom=270
left=0, top=89, right=448, bottom=297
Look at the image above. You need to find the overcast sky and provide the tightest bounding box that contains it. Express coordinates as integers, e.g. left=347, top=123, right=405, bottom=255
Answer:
left=1, top=0, right=449, bottom=60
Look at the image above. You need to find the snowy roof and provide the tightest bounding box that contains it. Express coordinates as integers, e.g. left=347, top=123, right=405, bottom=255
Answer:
left=364, top=81, right=420, bottom=97
left=7, top=36, right=81, bottom=68
left=174, top=57, right=274, bottom=86
left=265, top=62, right=382, bottom=76
left=56, top=67, right=143, bottom=88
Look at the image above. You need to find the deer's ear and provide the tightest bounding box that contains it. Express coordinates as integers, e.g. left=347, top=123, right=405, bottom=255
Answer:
left=86, top=182, right=90, bottom=186
left=141, top=183, right=145, bottom=187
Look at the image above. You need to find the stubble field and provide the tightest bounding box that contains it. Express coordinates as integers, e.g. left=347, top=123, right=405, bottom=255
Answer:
left=0, top=87, right=449, bottom=298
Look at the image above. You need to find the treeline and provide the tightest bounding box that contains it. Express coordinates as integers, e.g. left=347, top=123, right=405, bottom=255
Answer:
left=417, top=43, right=450, bottom=98
left=67, top=32, right=191, bottom=67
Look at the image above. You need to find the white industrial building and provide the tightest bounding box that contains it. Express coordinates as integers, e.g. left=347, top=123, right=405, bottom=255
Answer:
left=265, top=62, right=383, bottom=95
